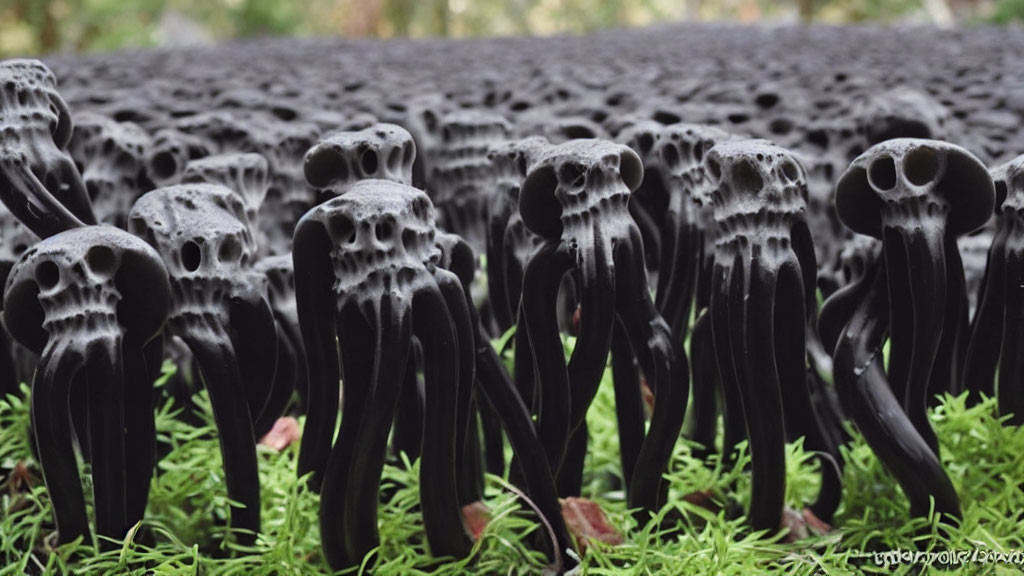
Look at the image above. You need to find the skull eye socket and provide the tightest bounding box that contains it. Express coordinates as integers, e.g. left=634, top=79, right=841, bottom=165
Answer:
left=387, top=147, right=402, bottom=173
left=375, top=219, right=394, bottom=242
left=903, top=147, right=940, bottom=186
left=558, top=163, right=585, bottom=188
left=781, top=160, right=800, bottom=182
left=868, top=156, right=897, bottom=191
left=181, top=240, right=202, bottom=272
left=360, top=148, right=379, bottom=176
left=219, top=237, right=242, bottom=263
left=86, top=245, right=117, bottom=278
left=731, top=159, right=764, bottom=193
left=35, top=261, right=60, bottom=290
left=330, top=215, right=356, bottom=244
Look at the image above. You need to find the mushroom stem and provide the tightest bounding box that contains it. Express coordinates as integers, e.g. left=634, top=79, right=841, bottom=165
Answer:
left=185, top=329, right=260, bottom=544
left=414, top=286, right=474, bottom=560
left=883, top=224, right=945, bottom=455
left=32, top=340, right=89, bottom=546
left=832, top=257, right=961, bottom=521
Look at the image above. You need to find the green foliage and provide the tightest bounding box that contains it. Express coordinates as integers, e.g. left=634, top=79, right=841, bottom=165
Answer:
left=2, top=341, right=1024, bottom=574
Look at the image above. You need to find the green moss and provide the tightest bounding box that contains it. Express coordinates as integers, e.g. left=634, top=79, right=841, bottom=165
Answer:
left=2, top=342, right=1023, bottom=575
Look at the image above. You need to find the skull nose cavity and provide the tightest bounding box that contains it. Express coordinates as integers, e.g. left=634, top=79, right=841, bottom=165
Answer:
left=181, top=240, right=202, bottom=272
left=35, top=260, right=60, bottom=290
left=903, top=147, right=940, bottom=186
left=868, top=155, right=898, bottom=191
left=85, top=245, right=117, bottom=279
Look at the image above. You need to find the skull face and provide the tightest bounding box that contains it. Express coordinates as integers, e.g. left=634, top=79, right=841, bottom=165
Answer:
left=182, top=153, right=270, bottom=246
left=0, top=60, right=73, bottom=151
left=127, top=184, right=261, bottom=327
left=836, top=138, right=995, bottom=238
left=427, top=111, right=512, bottom=205
left=3, top=226, right=169, bottom=353
left=0, top=60, right=95, bottom=235
left=704, top=140, right=811, bottom=254
left=304, top=123, right=416, bottom=195
left=519, top=139, right=643, bottom=244
left=655, top=124, right=738, bottom=200
left=67, top=112, right=152, bottom=227
left=297, top=179, right=438, bottom=300
left=488, top=136, right=551, bottom=206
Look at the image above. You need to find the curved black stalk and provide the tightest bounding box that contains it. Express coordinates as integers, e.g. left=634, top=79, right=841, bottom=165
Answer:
left=185, top=330, right=261, bottom=542
left=615, top=232, right=689, bottom=519
left=610, top=320, right=644, bottom=490
left=962, top=157, right=1024, bottom=417
left=831, top=258, right=961, bottom=521
left=413, top=286, right=473, bottom=559
left=343, top=297, right=412, bottom=566
left=961, top=225, right=1006, bottom=403
left=687, top=309, right=720, bottom=462
left=318, top=301, right=374, bottom=568
left=293, top=220, right=339, bottom=490
left=517, top=243, right=573, bottom=471
left=997, top=247, right=1024, bottom=424
left=85, top=339, right=127, bottom=545
left=31, top=340, right=89, bottom=545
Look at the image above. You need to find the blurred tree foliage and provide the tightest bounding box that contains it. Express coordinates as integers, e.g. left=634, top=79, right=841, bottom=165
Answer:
left=0, top=0, right=1019, bottom=58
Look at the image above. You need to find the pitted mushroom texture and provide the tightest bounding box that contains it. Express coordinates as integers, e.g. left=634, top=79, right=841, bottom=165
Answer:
left=704, top=139, right=810, bottom=253
left=182, top=152, right=270, bottom=248
left=0, top=202, right=38, bottom=288
left=127, top=183, right=260, bottom=330
left=67, top=112, right=152, bottom=227
left=146, top=128, right=211, bottom=188
left=304, top=123, right=416, bottom=195
left=424, top=111, right=513, bottom=250
left=3, top=225, right=169, bottom=546
left=300, top=179, right=438, bottom=299
left=521, top=139, right=643, bottom=244
left=837, top=139, right=994, bottom=238
left=127, top=181, right=276, bottom=542
left=9, top=21, right=1024, bottom=571
left=5, top=226, right=167, bottom=352
left=855, top=87, right=949, bottom=146
left=0, top=60, right=95, bottom=237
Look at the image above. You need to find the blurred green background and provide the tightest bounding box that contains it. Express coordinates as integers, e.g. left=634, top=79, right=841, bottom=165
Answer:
left=1, top=0, right=1020, bottom=57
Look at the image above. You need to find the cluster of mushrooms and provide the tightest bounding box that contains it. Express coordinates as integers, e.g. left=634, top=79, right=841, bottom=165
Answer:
left=1, top=23, right=1023, bottom=572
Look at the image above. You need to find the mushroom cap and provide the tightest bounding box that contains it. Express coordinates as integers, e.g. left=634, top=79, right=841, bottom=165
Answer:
left=519, top=139, right=643, bottom=241
left=989, top=154, right=1024, bottom=215
left=835, top=138, right=995, bottom=238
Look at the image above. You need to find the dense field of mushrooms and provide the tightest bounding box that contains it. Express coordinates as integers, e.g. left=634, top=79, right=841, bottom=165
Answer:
left=2, top=24, right=1024, bottom=575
